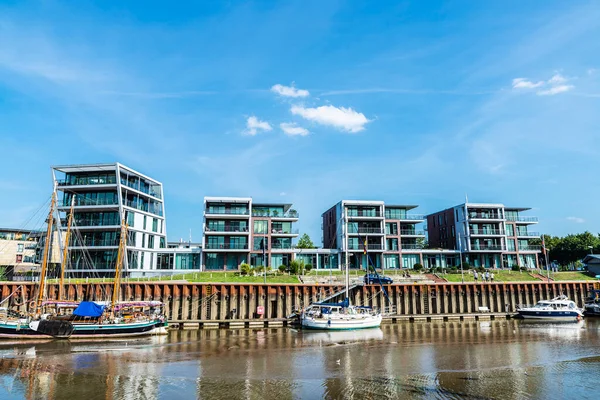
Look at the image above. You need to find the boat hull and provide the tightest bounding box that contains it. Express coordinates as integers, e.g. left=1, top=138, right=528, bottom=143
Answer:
left=301, top=315, right=382, bottom=330
left=0, top=320, right=168, bottom=339
left=517, top=310, right=582, bottom=321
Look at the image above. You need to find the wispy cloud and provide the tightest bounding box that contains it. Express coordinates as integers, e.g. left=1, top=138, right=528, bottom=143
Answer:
left=512, top=73, right=574, bottom=95
left=271, top=83, right=309, bottom=98
left=566, top=216, right=585, bottom=223
left=99, top=90, right=217, bottom=99
left=244, top=116, right=272, bottom=136
left=280, top=122, right=309, bottom=136
left=290, top=105, right=370, bottom=133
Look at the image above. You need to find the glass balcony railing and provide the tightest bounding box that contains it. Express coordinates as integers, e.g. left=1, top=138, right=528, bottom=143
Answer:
left=204, top=243, right=249, bottom=250
left=120, top=178, right=162, bottom=199
left=516, top=231, right=540, bottom=237
left=70, top=239, right=120, bottom=247
left=205, top=226, right=249, bottom=233
left=270, top=243, right=294, bottom=249
left=468, top=213, right=503, bottom=219
left=206, top=209, right=250, bottom=215
left=401, top=244, right=425, bottom=250
left=348, top=227, right=384, bottom=234
left=399, top=230, right=425, bottom=236
left=518, top=245, right=542, bottom=251
left=348, top=243, right=384, bottom=250
left=470, top=244, right=504, bottom=251
left=347, top=210, right=382, bottom=218
left=57, top=176, right=117, bottom=186
left=507, top=216, right=539, bottom=222
left=271, top=228, right=300, bottom=234
left=125, top=200, right=164, bottom=217
left=251, top=210, right=299, bottom=218
left=469, top=229, right=505, bottom=235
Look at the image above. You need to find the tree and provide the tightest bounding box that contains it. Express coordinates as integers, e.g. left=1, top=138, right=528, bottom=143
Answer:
left=239, top=263, right=251, bottom=276
left=289, top=259, right=305, bottom=274
left=296, top=233, right=316, bottom=249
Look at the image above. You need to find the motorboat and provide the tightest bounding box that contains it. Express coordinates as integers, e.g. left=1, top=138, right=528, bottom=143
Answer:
left=516, top=295, right=584, bottom=321
left=584, top=289, right=600, bottom=316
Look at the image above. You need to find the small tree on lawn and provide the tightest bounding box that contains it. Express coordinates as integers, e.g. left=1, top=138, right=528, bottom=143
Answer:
left=296, top=233, right=316, bottom=249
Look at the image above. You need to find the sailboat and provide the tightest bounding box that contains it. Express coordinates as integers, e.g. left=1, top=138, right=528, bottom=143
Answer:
left=0, top=194, right=168, bottom=339
left=300, top=208, right=382, bottom=330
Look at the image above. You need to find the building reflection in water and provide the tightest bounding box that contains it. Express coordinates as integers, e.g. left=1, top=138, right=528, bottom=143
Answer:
left=0, top=319, right=598, bottom=399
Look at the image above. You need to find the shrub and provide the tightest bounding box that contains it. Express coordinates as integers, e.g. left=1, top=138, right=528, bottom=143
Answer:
left=511, top=265, right=520, bottom=272
left=520, top=267, right=528, bottom=272
left=305, top=264, right=313, bottom=272
left=278, top=265, right=286, bottom=273
left=240, top=263, right=251, bottom=276
left=413, top=263, right=423, bottom=271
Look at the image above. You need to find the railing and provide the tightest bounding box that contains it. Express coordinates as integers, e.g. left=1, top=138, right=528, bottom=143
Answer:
left=125, top=200, right=164, bottom=216
left=399, top=214, right=425, bottom=221
left=270, top=244, right=295, bottom=250
left=470, top=245, right=504, bottom=251
left=401, top=244, right=424, bottom=250
left=468, top=213, right=503, bottom=219
left=205, top=226, right=249, bottom=233
left=68, top=218, right=120, bottom=227
left=348, top=210, right=382, bottom=218
left=67, top=198, right=119, bottom=207
left=519, top=245, right=542, bottom=251
left=251, top=211, right=299, bottom=218
left=516, top=231, right=540, bottom=236
left=206, top=209, right=250, bottom=215
left=120, top=178, right=162, bottom=199
left=400, top=230, right=425, bottom=235
left=348, top=227, right=384, bottom=234
left=71, top=239, right=120, bottom=247
left=271, top=228, right=300, bottom=234
left=348, top=243, right=384, bottom=250
left=470, top=229, right=505, bottom=235
left=57, top=177, right=117, bottom=186
left=204, top=243, right=249, bottom=250
left=507, top=216, right=538, bottom=222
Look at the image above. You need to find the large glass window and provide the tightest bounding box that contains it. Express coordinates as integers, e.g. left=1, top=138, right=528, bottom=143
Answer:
left=205, top=253, right=224, bottom=270
left=384, top=254, right=400, bottom=269
left=385, top=222, right=398, bottom=235
left=152, top=218, right=158, bottom=232
left=271, top=221, right=292, bottom=234
left=507, top=239, right=516, bottom=251
left=207, top=236, right=225, bottom=249
left=385, top=208, right=407, bottom=219
left=254, top=236, right=267, bottom=250
left=253, top=220, right=268, bottom=234
left=148, top=235, right=155, bottom=249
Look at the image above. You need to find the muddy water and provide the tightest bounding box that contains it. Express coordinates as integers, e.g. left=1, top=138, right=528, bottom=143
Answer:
left=0, top=319, right=599, bottom=399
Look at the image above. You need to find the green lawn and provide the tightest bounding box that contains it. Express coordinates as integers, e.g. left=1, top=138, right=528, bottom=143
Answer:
left=442, top=271, right=541, bottom=283
left=550, top=271, right=599, bottom=281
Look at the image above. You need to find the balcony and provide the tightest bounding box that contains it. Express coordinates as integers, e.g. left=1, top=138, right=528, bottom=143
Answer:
left=401, top=244, right=425, bottom=250
left=252, top=210, right=299, bottom=218
left=507, top=216, right=539, bottom=223
left=206, top=209, right=250, bottom=216
left=348, top=243, right=384, bottom=251
left=270, top=244, right=295, bottom=250
left=399, top=214, right=425, bottom=221
left=399, top=230, right=425, bottom=236
left=120, top=178, right=162, bottom=199
left=468, top=213, right=503, bottom=220
left=516, top=231, right=540, bottom=237
left=64, top=198, right=119, bottom=207
left=271, top=228, right=300, bottom=235
left=470, top=245, right=504, bottom=251
left=348, top=227, right=384, bottom=234
left=124, top=200, right=164, bottom=217
left=57, top=176, right=117, bottom=187
left=469, top=229, right=505, bottom=236
left=70, top=239, right=120, bottom=247
left=205, top=226, right=249, bottom=233
left=347, top=210, right=382, bottom=218
left=204, top=243, right=249, bottom=250
left=518, top=245, right=542, bottom=252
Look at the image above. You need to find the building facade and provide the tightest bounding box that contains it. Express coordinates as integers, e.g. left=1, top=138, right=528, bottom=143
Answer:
left=321, top=200, right=437, bottom=270
left=202, top=197, right=299, bottom=270
left=52, top=163, right=167, bottom=277
left=426, top=203, right=541, bottom=269
left=0, top=229, right=39, bottom=276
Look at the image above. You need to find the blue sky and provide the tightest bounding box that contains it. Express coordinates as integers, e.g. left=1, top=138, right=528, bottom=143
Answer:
left=1, top=1, right=599, bottom=243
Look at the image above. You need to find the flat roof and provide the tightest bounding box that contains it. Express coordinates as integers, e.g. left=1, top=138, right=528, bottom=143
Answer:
left=253, top=203, right=293, bottom=212
left=385, top=204, right=418, bottom=211
left=0, top=228, right=34, bottom=234
left=504, top=207, right=532, bottom=212
left=341, top=200, right=385, bottom=205
left=204, top=196, right=252, bottom=203
left=52, top=162, right=162, bottom=185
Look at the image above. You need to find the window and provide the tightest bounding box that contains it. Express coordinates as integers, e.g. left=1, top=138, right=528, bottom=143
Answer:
left=148, top=235, right=155, bottom=249
left=507, top=239, right=515, bottom=251
left=127, top=211, right=134, bottom=227
left=143, top=216, right=147, bottom=230
left=152, top=218, right=158, bottom=232
left=506, top=224, right=514, bottom=236
left=160, top=237, right=166, bottom=248
left=253, top=220, right=268, bottom=234
left=16, top=254, right=23, bottom=263
left=142, top=234, right=146, bottom=248
left=17, top=244, right=23, bottom=253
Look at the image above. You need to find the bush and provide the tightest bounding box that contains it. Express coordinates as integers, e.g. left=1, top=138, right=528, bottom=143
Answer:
left=278, top=265, right=286, bottom=273
left=511, top=265, right=520, bottom=272
left=477, top=266, right=485, bottom=273
left=520, top=267, right=528, bottom=272
left=413, top=263, right=423, bottom=271
left=240, top=263, right=251, bottom=276
left=305, top=264, right=313, bottom=273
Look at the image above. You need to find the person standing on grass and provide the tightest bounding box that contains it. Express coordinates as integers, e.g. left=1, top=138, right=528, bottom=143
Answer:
left=485, top=271, right=490, bottom=282
left=473, top=270, right=478, bottom=282
left=491, top=272, right=495, bottom=282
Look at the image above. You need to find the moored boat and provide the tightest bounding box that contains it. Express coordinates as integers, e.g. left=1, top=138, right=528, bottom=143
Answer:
left=584, top=289, right=600, bottom=316
left=517, top=295, right=584, bottom=321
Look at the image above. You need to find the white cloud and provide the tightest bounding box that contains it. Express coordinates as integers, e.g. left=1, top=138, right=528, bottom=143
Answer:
left=512, top=78, right=544, bottom=89
left=244, top=116, right=272, bottom=136
left=537, top=85, right=574, bottom=96
left=271, top=83, right=309, bottom=98
left=512, top=73, right=574, bottom=96
left=280, top=122, right=309, bottom=136
left=279, top=192, right=287, bottom=196
left=290, top=105, right=370, bottom=133
left=566, top=216, right=585, bottom=223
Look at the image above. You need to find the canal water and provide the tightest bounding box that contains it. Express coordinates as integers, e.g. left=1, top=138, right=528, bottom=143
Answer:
left=0, top=319, right=599, bottom=399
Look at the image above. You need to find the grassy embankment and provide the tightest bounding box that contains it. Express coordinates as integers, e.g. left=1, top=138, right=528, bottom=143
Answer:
left=550, top=271, right=598, bottom=281
left=442, top=270, right=540, bottom=283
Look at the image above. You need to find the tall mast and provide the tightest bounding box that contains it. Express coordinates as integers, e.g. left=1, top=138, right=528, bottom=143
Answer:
left=36, top=193, right=56, bottom=314
left=344, top=207, right=349, bottom=302
left=111, top=219, right=128, bottom=311
left=59, top=196, right=75, bottom=301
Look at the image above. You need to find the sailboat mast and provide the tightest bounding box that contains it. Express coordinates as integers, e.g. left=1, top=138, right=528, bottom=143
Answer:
left=59, top=196, right=75, bottom=301
left=36, top=193, right=56, bottom=314
left=344, top=207, right=349, bottom=301
left=111, top=220, right=128, bottom=311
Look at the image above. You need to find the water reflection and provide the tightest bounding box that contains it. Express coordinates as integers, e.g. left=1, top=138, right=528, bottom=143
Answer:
left=0, top=320, right=598, bottom=399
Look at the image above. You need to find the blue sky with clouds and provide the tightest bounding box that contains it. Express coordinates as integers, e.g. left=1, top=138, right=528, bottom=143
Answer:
left=1, top=1, right=599, bottom=243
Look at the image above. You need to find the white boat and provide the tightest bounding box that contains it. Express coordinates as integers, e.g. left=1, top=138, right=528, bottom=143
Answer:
left=301, top=207, right=383, bottom=330
left=517, top=295, right=584, bottom=321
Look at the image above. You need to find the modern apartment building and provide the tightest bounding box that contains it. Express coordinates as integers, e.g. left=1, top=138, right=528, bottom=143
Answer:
left=426, top=203, right=540, bottom=269
left=202, top=197, right=299, bottom=270
left=52, top=163, right=167, bottom=277
left=321, top=200, right=432, bottom=270
left=0, top=229, right=39, bottom=275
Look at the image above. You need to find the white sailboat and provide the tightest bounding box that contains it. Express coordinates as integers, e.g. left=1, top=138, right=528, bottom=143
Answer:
left=301, top=207, right=382, bottom=330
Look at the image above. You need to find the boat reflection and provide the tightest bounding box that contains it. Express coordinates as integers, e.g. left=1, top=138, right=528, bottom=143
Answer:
left=297, top=328, right=384, bottom=345
left=516, top=319, right=585, bottom=339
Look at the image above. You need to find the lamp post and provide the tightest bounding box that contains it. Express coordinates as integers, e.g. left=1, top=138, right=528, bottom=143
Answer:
left=588, top=246, right=594, bottom=255
left=459, top=235, right=464, bottom=284
left=263, top=233, right=267, bottom=285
